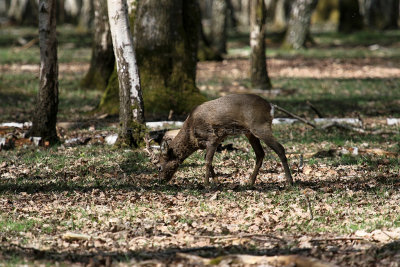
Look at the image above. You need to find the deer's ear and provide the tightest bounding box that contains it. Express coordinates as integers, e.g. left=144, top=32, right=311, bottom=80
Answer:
left=161, top=140, right=169, bottom=155
left=161, top=139, right=171, bottom=152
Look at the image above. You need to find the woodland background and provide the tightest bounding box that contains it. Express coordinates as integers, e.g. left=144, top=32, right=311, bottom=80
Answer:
left=0, top=0, right=400, bottom=266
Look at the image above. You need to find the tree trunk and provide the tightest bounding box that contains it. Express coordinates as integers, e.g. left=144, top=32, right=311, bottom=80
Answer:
left=250, top=0, right=271, bottom=90
left=210, top=0, right=228, bottom=54
left=282, top=0, right=318, bottom=49
left=313, top=0, right=339, bottom=24
left=80, top=0, right=114, bottom=90
left=273, top=0, right=290, bottom=30
left=339, top=0, right=363, bottom=32
left=63, top=0, right=81, bottom=24
left=198, top=0, right=223, bottom=61
left=361, top=0, right=398, bottom=29
left=107, top=0, right=144, bottom=147
left=79, top=0, right=93, bottom=30
left=29, top=0, right=59, bottom=144
left=98, top=0, right=205, bottom=120
left=8, top=0, right=38, bottom=25
left=0, top=0, right=8, bottom=16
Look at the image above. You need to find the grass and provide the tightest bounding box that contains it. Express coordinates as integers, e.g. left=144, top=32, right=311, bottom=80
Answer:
left=0, top=25, right=400, bottom=266
left=229, top=29, right=400, bottom=59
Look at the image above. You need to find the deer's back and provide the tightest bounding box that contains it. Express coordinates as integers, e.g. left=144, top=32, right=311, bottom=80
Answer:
left=188, top=94, right=272, bottom=132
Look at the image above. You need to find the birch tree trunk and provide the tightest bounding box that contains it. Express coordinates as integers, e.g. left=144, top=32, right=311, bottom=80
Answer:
left=283, top=0, right=318, bottom=49
left=29, top=0, right=59, bottom=144
left=81, top=0, right=114, bottom=90
left=250, top=0, right=271, bottom=90
left=107, top=0, right=145, bottom=147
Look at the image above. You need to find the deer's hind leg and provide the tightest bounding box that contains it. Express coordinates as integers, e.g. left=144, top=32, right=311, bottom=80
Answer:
left=204, top=141, right=219, bottom=186
left=245, top=133, right=265, bottom=186
left=251, top=125, right=293, bottom=186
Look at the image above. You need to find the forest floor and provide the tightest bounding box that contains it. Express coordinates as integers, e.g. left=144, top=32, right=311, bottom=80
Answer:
left=0, top=27, right=400, bottom=266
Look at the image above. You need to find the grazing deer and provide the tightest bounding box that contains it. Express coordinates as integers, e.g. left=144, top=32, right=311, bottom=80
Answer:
left=148, top=94, right=293, bottom=187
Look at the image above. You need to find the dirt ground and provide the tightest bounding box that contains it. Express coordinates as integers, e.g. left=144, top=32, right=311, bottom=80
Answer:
left=1, top=56, right=400, bottom=266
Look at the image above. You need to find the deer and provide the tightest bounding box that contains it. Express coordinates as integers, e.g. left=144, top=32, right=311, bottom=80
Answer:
left=147, top=94, right=293, bottom=187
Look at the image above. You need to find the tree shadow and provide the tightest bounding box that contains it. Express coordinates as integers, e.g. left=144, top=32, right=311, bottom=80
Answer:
left=0, top=241, right=313, bottom=265
left=3, top=238, right=399, bottom=265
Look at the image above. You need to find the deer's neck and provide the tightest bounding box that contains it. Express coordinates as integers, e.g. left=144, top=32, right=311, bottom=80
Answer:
left=171, top=128, right=197, bottom=163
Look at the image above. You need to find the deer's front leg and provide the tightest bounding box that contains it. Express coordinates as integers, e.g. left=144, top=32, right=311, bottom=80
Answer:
left=205, top=144, right=218, bottom=187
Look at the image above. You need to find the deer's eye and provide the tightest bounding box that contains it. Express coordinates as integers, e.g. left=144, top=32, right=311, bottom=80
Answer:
left=158, top=166, right=162, bottom=172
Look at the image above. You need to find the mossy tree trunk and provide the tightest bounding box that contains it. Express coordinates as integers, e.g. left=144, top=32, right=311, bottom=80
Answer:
left=250, top=0, right=271, bottom=90
left=282, top=0, right=318, bottom=49
left=98, top=0, right=205, bottom=120
left=29, top=0, right=59, bottom=144
left=107, top=0, right=144, bottom=147
left=339, top=0, right=363, bottom=32
left=80, top=0, right=114, bottom=90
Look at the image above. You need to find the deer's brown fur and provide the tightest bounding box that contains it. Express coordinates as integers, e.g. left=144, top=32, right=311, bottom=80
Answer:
left=158, top=94, right=293, bottom=186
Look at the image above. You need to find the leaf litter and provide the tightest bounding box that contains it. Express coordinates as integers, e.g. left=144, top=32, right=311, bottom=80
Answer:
left=1, top=58, right=400, bottom=266
left=1, top=123, right=400, bottom=266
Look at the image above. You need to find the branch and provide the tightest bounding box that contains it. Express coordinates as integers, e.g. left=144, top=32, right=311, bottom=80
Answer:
left=322, top=122, right=400, bottom=135
left=306, top=101, right=323, bottom=118
left=273, top=104, right=400, bottom=135
left=272, top=104, right=317, bottom=128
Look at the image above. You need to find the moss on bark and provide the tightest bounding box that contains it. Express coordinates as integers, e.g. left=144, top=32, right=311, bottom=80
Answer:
left=96, top=69, right=119, bottom=115
left=115, top=120, right=147, bottom=148
left=97, top=0, right=206, bottom=119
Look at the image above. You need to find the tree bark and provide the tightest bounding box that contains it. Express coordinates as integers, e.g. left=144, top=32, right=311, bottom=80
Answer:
left=0, top=0, right=8, bottom=16
left=79, top=0, right=93, bottom=30
left=29, top=0, right=59, bottom=144
left=198, top=0, right=223, bottom=61
left=62, top=0, right=81, bottom=24
left=283, top=0, right=318, bottom=49
left=361, top=0, right=399, bottom=29
left=273, top=0, right=290, bottom=30
left=8, top=0, right=38, bottom=25
left=107, top=0, right=144, bottom=147
left=339, top=0, right=363, bottom=32
left=250, top=0, right=271, bottom=90
left=81, top=0, right=114, bottom=90
left=210, top=0, right=228, bottom=54
left=99, top=0, right=205, bottom=120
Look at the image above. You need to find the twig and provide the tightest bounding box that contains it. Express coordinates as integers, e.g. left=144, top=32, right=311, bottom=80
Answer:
left=355, top=112, right=364, bottom=129
left=272, top=104, right=317, bottom=128
left=13, top=38, right=39, bottom=51
left=305, top=195, right=313, bottom=220
left=306, top=101, right=323, bottom=118
left=311, top=237, right=365, bottom=242
left=194, top=234, right=286, bottom=242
